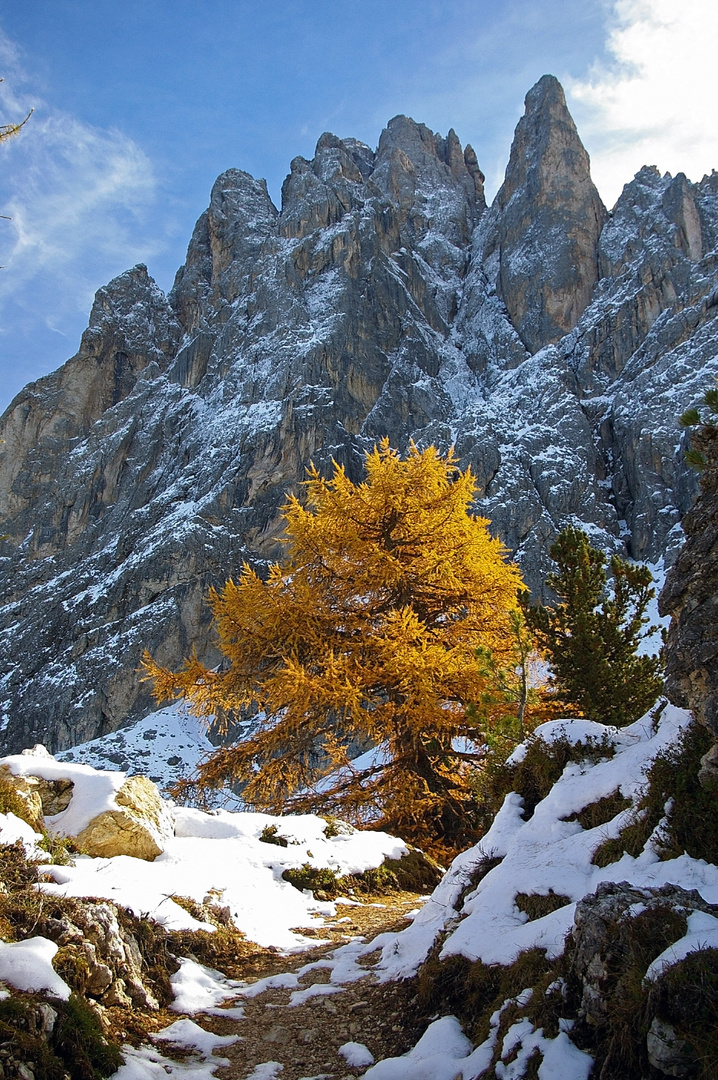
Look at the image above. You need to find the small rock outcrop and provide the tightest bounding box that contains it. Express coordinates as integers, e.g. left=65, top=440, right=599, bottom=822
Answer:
left=74, top=775, right=175, bottom=861
left=572, top=881, right=715, bottom=1026
left=0, top=837, right=178, bottom=1078
left=45, top=897, right=166, bottom=1010
left=571, top=881, right=717, bottom=1078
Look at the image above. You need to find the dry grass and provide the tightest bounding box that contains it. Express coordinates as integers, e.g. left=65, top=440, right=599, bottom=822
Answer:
left=592, top=720, right=718, bottom=869
left=515, top=890, right=571, bottom=921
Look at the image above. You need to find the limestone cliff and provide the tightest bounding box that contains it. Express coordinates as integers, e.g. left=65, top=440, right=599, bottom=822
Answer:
left=0, top=75, right=717, bottom=755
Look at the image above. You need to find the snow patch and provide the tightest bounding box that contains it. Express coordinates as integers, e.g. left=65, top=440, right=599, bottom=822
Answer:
left=0, top=937, right=71, bottom=1000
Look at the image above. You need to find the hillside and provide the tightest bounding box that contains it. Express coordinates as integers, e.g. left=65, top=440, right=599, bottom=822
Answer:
left=1, top=74, right=717, bottom=755
left=1, top=443, right=715, bottom=1076
left=1, top=701, right=716, bottom=1078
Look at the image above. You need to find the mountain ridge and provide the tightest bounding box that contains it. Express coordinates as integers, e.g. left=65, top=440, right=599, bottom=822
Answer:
left=1, top=74, right=717, bottom=754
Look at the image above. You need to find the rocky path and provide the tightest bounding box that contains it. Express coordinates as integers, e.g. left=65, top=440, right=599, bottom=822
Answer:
left=178, top=891, right=427, bottom=1080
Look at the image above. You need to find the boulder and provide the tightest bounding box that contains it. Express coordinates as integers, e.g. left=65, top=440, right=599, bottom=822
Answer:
left=75, top=775, right=174, bottom=861
left=0, top=764, right=45, bottom=831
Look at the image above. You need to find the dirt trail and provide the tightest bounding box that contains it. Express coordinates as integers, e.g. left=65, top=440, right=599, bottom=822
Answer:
left=191, top=891, right=427, bottom=1079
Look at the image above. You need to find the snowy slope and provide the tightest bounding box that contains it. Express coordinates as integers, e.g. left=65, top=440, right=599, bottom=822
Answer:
left=56, top=704, right=220, bottom=799
left=2, top=704, right=716, bottom=1079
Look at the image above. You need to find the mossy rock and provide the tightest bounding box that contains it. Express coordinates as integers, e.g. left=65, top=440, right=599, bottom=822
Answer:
left=282, top=848, right=443, bottom=898
left=0, top=992, right=122, bottom=1080
left=259, top=823, right=289, bottom=847
left=0, top=770, right=42, bottom=829
left=359, top=848, right=443, bottom=893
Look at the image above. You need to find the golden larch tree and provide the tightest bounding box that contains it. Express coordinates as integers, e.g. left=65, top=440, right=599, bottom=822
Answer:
left=145, top=440, right=525, bottom=856
left=0, top=80, right=33, bottom=143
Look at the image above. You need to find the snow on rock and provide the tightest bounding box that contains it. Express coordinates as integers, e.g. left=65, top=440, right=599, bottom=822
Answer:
left=169, top=959, right=244, bottom=1015
left=505, top=718, right=616, bottom=764
left=339, top=1041, right=375, bottom=1067
left=372, top=704, right=716, bottom=982
left=0, top=749, right=175, bottom=860
left=362, top=1013, right=593, bottom=1080
left=341, top=702, right=717, bottom=1079
left=288, top=982, right=344, bottom=1006
left=0, top=937, right=71, bottom=1000
left=439, top=705, right=717, bottom=969
left=2, top=754, right=408, bottom=950
left=0, top=750, right=130, bottom=836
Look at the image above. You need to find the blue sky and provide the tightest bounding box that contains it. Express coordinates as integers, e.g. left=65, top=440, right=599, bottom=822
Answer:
left=0, top=0, right=716, bottom=412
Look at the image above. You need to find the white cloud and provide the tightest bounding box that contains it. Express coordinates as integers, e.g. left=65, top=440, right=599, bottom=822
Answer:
left=0, top=43, right=161, bottom=346
left=1, top=115, right=156, bottom=287
left=568, top=0, right=718, bottom=207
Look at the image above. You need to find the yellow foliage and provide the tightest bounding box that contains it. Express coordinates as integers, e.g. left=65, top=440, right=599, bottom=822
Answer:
left=0, top=80, right=33, bottom=143
left=144, top=440, right=526, bottom=854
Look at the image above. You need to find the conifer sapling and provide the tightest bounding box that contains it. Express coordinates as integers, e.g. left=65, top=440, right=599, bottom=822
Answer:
left=519, top=525, right=663, bottom=727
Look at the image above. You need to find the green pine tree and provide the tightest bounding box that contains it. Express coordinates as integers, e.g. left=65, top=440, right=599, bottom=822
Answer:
left=679, top=380, right=718, bottom=470
left=520, top=526, right=663, bottom=726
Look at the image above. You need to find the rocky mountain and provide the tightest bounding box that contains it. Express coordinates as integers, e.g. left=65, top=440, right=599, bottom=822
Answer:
left=1, top=73, right=717, bottom=756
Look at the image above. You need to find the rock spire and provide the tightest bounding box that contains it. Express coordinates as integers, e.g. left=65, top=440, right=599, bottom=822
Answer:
left=481, top=73, right=607, bottom=354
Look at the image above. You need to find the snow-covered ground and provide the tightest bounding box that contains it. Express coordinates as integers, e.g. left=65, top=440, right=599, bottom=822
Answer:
left=0, top=748, right=408, bottom=951
left=56, top=703, right=221, bottom=800
left=40, top=803, right=407, bottom=950
left=1, top=703, right=716, bottom=1079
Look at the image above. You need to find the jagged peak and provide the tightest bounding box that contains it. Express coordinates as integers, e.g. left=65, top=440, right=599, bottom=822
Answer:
left=310, top=131, right=367, bottom=186
left=89, top=264, right=170, bottom=324
left=498, top=73, right=602, bottom=209
left=208, top=167, right=278, bottom=216
left=376, top=114, right=451, bottom=166
left=523, top=72, right=567, bottom=113
left=314, top=131, right=346, bottom=154
left=485, top=74, right=607, bottom=354
left=101, top=262, right=151, bottom=289
left=211, top=166, right=263, bottom=189
left=373, top=114, right=485, bottom=217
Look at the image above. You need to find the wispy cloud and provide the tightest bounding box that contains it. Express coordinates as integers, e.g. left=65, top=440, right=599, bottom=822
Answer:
left=0, top=73, right=158, bottom=311
left=0, top=32, right=163, bottom=376
left=568, top=0, right=718, bottom=207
